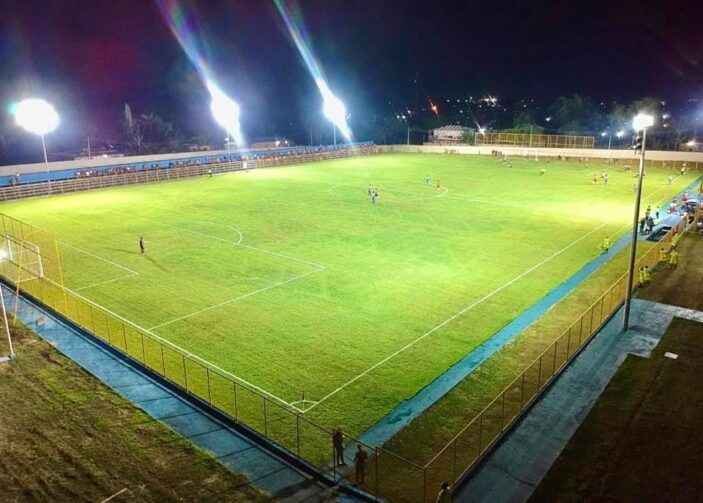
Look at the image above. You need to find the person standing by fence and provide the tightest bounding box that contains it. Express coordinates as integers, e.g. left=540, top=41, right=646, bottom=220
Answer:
left=333, top=429, right=346, bottom=467
left=354, top=444, right=368, bottom=485
left=436, top=482, right=453, bottom=502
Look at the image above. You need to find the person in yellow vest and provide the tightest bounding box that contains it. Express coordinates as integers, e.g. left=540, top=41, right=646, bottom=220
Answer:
left=643, top=265, right=652, bottom=285
left=638, top=267, right=646, bottom=286
left=601, top=236, right=611, bottom=254
left=659, top=247, right=668, bottom=263
left=669, top=249, right=680, bottom=269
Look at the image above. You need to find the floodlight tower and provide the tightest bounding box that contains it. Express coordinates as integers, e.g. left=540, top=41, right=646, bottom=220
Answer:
left=317, top=79, right=351, bottom=146
left=12, top=98, right=59, bottom=174
left=623, top=112, right=654, bottom=331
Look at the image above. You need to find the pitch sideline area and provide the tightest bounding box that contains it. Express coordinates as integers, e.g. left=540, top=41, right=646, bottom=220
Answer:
left=0, top=153, right=698, bottom=431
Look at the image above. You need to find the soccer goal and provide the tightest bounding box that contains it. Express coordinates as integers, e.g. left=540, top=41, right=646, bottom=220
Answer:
left=0, top=234, right=45, bottom=284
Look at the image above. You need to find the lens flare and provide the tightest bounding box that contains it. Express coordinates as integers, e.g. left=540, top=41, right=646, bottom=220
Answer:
left=273, top=0, right=352, bottom=141
left=156, top=0, right=245, bottom=146
left=12, top=99, right=59, bottom=136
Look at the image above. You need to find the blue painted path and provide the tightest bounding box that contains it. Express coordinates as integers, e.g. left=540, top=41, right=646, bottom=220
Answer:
left=4, top=284, right=365, bottom=503
left=360, top=177, right=702, bottom=448
left=455, top=299, right=703, bottom=502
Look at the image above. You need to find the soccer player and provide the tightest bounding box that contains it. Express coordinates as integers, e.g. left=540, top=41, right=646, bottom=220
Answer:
left=668, top=175, right=673, bottom=185
left=633, top=183, right=638, bottom=194
left=601, top=236, right=611, bottom=254
left=425, top=175, right=431, bottom=185
left=604, top=173, right=609, bottom=185
left=367, top=185, right=372, bottom=196
left=681, top=166, right=686, bottom=176
left=593, top=174, right=599, bottom=184
left=540, top=168, right=546, bottom=176
left=208, top=169, right=213, bottom=178
left=436, top=179, right=441, bottom=189
left=139, top=236, right=145, bottom=255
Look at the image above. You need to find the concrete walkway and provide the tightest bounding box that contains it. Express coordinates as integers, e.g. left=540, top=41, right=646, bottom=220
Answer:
left=4, top=284, right=364, bottom=502
left=455, top=299, right=703, bottom=503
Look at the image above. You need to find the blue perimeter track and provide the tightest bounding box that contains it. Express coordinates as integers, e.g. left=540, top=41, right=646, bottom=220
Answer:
left=359, top=176, right=702, bottom=447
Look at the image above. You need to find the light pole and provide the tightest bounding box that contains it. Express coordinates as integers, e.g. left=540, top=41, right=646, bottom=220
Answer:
left=12, top=98, right=59, bottom=185
left=623, top=113, right=654, bottom=331
left=207, top=80, right=243, bottom=152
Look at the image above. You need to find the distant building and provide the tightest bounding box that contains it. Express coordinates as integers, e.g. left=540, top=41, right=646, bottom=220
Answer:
left=430, top=125, right=471, bottom=143
left=250, top=138, right=294, bottom=150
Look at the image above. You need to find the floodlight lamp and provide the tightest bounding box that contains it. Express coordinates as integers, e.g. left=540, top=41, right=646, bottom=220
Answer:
left=316, top=78, right=352, bottom=140
left=687, top=140, right=696, bottom=147
left=13, top=98, right=59, bottom=135
left=632, top=113, right=654, bottom=131
left=478, top=127, right=486, bottom=134
left=601, top=132, right=607, bottom=137
left=207, top=81, right=241, bottom=140
left=616, top=130, right=625, bottom=138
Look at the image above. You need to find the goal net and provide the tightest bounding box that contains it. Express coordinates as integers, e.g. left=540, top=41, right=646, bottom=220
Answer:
left=0, top=234, right=44, bottom=283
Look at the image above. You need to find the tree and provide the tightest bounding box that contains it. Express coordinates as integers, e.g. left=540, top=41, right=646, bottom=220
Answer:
left=507, top=111, right=544, bottom=133
left=548, top=95, right=600, bottom=134
left=123, top=103, right=143, bottom=153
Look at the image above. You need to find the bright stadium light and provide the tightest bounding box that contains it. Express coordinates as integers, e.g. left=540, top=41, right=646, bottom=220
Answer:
left=687, top=139, right=696, bottom=147
left=11, top=98, right=60, bottom=174
left=13, top=98, right=59, bottom=136
left=601, top=131, right=607, bottom=137
left=316, top=78, right=351, bottom=145
left=206, top=81, right=244, bottom=149
left=616, top=130, right=625, bottom=138
left=632, top=113, right=654, bottom=131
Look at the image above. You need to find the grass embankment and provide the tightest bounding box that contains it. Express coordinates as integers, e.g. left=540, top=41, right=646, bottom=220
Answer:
left=531, top=316, right=703, bottom=501
left=638, top=232, right=703, bottom=311
left=386, top=241, right=655, bottom=464
left=0, top=324, right=270, bottom=502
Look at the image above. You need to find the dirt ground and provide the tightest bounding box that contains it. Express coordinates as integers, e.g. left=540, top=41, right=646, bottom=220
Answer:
left=0, top=324, right=271, bottom=502
left=531, top=317, right=703, bottom=502
left=638, top=232, right=703, bottom=311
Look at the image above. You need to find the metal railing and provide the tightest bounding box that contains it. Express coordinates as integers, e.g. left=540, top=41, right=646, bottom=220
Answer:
left=476, top=133, right=595, bottom=149
left=0, top=204, right=688, bottom=502
left=421, top=217, right=687, bottom=495
left=0, top=145, right=375, bottom=202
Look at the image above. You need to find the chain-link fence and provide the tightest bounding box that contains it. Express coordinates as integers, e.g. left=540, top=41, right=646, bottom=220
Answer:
left=476, top=133, right=595, bottom=148
left=0, top=144, right=375, bottom=202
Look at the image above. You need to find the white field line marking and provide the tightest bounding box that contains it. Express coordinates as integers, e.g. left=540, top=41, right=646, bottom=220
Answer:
left=59, top=240, right=139, bottom=291
left=60, top=241, right=138, bottom=274
left=303, top=221, right=609, bottom=412
left=137, top=217, right=326, bottom=327
left=74, top=273, right=137, bottom=291
left=44, top=276, right=304, bottom=413
left=149, top=266, right=324, bottom=330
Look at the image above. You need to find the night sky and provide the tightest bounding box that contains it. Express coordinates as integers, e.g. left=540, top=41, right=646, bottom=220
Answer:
left=1, top=0, right=702, bottom=149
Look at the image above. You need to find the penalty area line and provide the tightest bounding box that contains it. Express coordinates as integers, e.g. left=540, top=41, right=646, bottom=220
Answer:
left=303, top=220, right=609, bottom=412
left=43, top=277, right=304, bottom=413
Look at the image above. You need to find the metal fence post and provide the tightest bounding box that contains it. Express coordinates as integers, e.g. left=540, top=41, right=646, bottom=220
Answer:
left=263, top=399, right=268, bottom=436
left=140, top=332, right=146, bottom=362
left=206, top=368, right=212, bottom=404
left=578, top=315, right=584, bottom=346
left=122, top=324, right=127, bottom=352
left=520, top=372, right=526, bottom=408
left=553, top=341, right=558, bottom=375
left=500, top=391, right=506, bottom=429
left=182, top=354, right=188, bottom=390
left=296, top=415, right=301, bottom=457
left=537, top=355, right=543, bottom=388
left=375, top=447, right=380, bottom=498
left=566, top=327, right=572, bottom=359
left=478, top=414, right=483, bottom=455
left=453, top=439, right=458, bottom=481
left=232, top=382, right=238, bottom=421
left=160, top=344, right=166, bottom=375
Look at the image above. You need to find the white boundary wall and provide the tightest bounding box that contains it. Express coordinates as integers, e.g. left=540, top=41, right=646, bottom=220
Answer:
left=377, top=144, right=703, bottom=165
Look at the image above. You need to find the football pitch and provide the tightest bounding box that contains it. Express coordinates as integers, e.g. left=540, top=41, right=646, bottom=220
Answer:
left=0, top=153, right=697, bottom=433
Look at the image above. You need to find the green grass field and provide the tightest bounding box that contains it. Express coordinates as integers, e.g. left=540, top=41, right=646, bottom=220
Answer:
left=0, top=153, right=697, bottom=435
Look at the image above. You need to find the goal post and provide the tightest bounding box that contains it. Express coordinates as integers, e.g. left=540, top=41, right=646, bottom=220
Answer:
left=0, top=213, right=64, bottom=291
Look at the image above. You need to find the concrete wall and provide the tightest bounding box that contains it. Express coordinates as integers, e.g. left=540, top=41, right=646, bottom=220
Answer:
left=0, top=149, right=239, bottom=177
left=377, top=144, right=703, bottom=164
